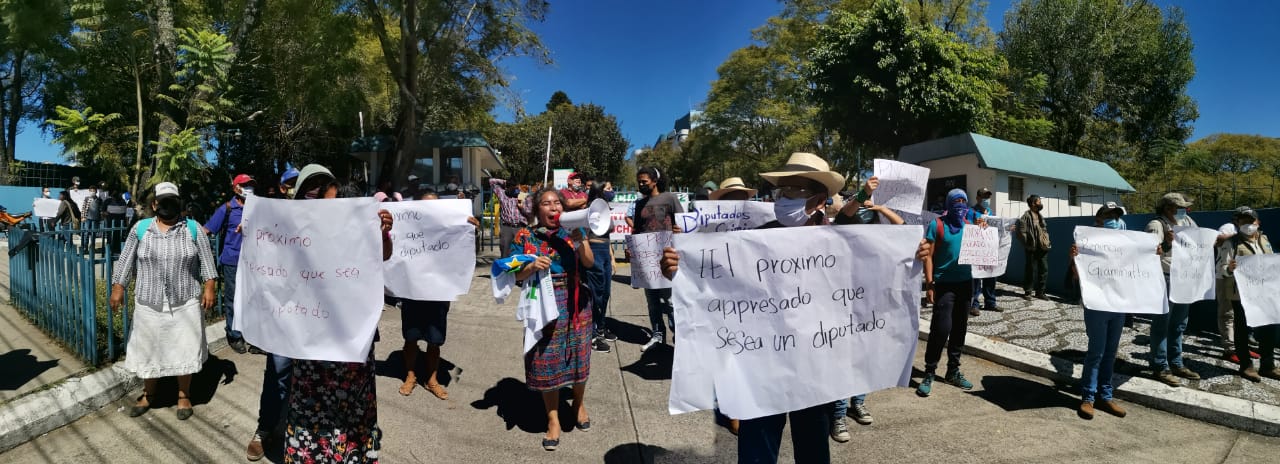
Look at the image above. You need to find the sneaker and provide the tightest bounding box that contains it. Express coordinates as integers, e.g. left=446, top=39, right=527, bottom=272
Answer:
left=246, top=432, right=265, bottom=461
left=1250, top=351, right=1261, bottom=359
left=1241, top=367, right=1262, bottom=383
left=829, top=418, right=850, bottom=443
left=1171, top=366, right=1200, bottom=380
left=592, top=336, right=612, bottom=353
left=602, top=329, right=618, bottom=341
left=945, top=370, right=974, bottom=390
left=1153, top=370, right=1181, bottom=387
left=916, top=374, right=934, bottom=397
left=1095, top=400, right=1127, bottom=418
left=641, top=334, right=662, bottom=352
left=850, top=403, right=873, bottom=425
left=229, top=339, right=248, bottom=354
left=1078, top=401, right=1095, bottom=420
left=1035, top=291, right=1047, bottom=300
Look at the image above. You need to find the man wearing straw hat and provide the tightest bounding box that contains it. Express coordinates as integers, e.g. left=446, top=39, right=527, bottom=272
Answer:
left=709, top=177, right=757, bottom=202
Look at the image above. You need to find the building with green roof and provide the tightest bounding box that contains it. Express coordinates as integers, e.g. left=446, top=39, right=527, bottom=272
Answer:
left=898, top=133, right=1135, bottom=218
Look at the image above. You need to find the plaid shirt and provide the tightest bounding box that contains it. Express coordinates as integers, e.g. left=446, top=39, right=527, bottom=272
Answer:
left=112, top=220, right=218, bottom=306
left=490, top=178, right=531, bottom=226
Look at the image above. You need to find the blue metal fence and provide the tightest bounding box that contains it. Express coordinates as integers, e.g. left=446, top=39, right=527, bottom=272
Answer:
left=7, top=219, right=225, bottom=365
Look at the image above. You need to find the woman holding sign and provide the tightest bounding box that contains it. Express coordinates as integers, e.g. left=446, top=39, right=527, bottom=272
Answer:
left=1219, top=207, right=1280, bottom=382
left=281, top=165, right=394, bottom=464
left=110, top=182, right=218, bottom=421
left=512, top=188, right=596, bottom=451
left=1068, top=203, right=1134, bottom=420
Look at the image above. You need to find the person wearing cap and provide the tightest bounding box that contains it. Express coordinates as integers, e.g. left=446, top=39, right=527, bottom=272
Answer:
left=560, top=172, right=589, bottom=211
left=278, top=168, right=300, bottom=199
left=696, top=180, right=717, bottom=201
left=1068, top=202, right=1134, bottom=420
left=109, top=182, right=218, bottom=421
left=205, top=174, right=256, bottom=354
left=1016, top=194, right=1051, bottom=300
left=969, top=188, right=998, bottom=316
left=658, top=153, right=931, bottom=464
left=1214, top=208, right=1260, bottom=362
left=1218, top=207, right=1279, bottom=382
left=1145, top=192, right=1200, bottom=386
left=918, top=189, right=985, bottom=398
left=709, top=177, right=757, bottom=202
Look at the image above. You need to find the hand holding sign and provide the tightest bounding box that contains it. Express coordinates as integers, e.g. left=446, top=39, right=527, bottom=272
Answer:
left=1169, top=226, right=1218, bottom=304
left=871, top=159, right=930, bottom=215
left=1234, top=254, right=1280, bottom=327
left=958, top=224, right=1000, bottom=266
left=1073, top=226, right=1167, bottom=315
left=629, top=232, right=673, bottom=289
left=382, top=199, right=477, bottom=301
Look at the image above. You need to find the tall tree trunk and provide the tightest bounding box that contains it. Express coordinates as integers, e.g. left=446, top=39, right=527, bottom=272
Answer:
left=7, top=51, right=26, bottom=165
left=131, top=64, right=147, bottom=198
left=392, top=0, right=420, bottom=191
left=152, top=0, right=180, bottom=137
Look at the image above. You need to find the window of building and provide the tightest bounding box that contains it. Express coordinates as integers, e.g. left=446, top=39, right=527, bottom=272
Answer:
left=1008, top=176, right=1025, bottom=204
left=440, top=147, right=464, bottom=185
left=1068, top=185, right=1079, bottom=206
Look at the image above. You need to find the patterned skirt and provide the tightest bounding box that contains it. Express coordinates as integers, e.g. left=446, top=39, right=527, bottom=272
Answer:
left=285, top=353, right=381, bottom=463
left=525, top=275, right=593, bottom=391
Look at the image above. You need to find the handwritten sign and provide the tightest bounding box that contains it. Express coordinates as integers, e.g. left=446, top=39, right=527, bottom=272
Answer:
left=871, top=159, right=930, bottom=216
left=1234, top=254, right=1280, bottom=327
left=69, top=189, right=90, bottom=213
left=957, top=224, right=1000, bottom=266
left=1073, top=226, right=1167, bottom=315
left=677, top=201, right=775, bottom=234
left=33, top=198, right=60, bottom=218
left=609, top=203, right=632, bottom=242
left=234, top=197, right=384, bottom=363
left=627, top=231, right=673, bottom=289
left=382, top=199, right=477, bottom=301
left=1169, top=226, right=1218, bottom=304
left=972, top=217, right=1015, bottom=278
left=667, top=225, right=921, bottom=420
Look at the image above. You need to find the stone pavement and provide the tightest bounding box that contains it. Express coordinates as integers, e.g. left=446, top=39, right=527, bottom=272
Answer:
left=944, top=282, right=1280, bottom=406
left=0, top=245, right=88, bottom=404
left=3, top=270, right=1280, bottom=463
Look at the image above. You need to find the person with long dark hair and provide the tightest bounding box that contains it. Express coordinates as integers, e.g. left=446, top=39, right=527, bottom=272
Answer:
left=629, top=166, right=683, bottom=352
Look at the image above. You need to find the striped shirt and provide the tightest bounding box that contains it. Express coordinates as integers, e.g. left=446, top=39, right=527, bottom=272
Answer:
left=490, top=178, right=531, bottom=226
left=112, top=219, right=219, bottom=306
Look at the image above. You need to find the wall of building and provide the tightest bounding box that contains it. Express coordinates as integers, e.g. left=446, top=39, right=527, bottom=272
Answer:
left=918, top=153, right=1126, bottom=219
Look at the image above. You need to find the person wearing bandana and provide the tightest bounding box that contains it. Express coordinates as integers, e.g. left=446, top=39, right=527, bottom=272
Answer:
left=918, top=189, right=983, bottom=398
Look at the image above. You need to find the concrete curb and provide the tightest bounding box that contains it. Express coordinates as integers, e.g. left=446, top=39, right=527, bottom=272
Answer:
left=0, top=322, right=227, bottom=453
left=919, top=318, right=1280, bottom=436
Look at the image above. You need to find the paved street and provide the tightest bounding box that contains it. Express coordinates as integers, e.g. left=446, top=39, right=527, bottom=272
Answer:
left=4, top=271, right=1280, bottom=463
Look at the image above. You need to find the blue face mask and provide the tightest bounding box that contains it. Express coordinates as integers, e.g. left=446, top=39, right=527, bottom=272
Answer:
left=1103, top=218, right=1126, bottom=230
left=981, top=199, right=991, bottom=210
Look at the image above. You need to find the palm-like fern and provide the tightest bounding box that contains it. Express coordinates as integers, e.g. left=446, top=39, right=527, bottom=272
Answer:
left=149, top=128, right=204, bottom=187
left=47, top=105, right=122, bottom=160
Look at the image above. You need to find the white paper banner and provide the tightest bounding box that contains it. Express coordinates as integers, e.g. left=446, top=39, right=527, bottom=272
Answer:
left=668, top=225, right=921, bottom=420
left=382, top=199, right=477, bottom=301
left=234, top=197, right=384, bottom=362
left=1169, top=226, right=1218, bottom=304
left=871, top=159, right=930, bottom=216
left=957, top=224, right=1000, bottom=266
left=33, top=198, right=60, bottom=218
left=553, top=169, right=574, bottom=190
left=69, top=189, right=90, bottom=212
left=1234, top=254, right=1280, bottom=327
left=1073, top=227, right=1167, bottom=315
left=628, top=232, right=673, bottom=289
left=609, top=203, right=632, bottom=242
left=676, top=201, right=775, bottom=234
left=972, top=217, right=1015, bottom=278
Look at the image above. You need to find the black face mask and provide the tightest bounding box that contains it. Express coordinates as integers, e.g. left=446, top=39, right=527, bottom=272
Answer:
left=155, top=199, right=181, bottom=220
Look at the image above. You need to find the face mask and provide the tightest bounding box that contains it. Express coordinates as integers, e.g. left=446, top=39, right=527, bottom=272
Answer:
left=241, top=186, right=255, bottom=197
left=773, top=196, right=813, bottom=227
left=602, top=190, right=616, bottom=202
left=1103, top=218, right=1126, bottom=230
left=446, top=183, right=458, bottom=192
left=42, top=191, right=50, bottom=198
left=1033, top=204, right=1042, bottom=211
left=1175, top=208, right=1188, bottom=221
left=155, top=199, right=181, bottom=220
left=639, top=186, right=652, bottom=197
left=1241, top=223, right=1259, bottom=237
left=982, top=199, right=991, bottom=210
left=303, top=187, right=321, bottom=199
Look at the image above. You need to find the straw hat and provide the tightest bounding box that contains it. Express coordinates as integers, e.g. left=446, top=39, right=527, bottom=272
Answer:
left=759, top=153, right=846, bottom=197
left=709, top=177, right=758, bottom=200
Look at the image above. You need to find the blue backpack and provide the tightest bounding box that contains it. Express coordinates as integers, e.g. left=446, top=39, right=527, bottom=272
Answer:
left=136, top=217, right=200, bottom=243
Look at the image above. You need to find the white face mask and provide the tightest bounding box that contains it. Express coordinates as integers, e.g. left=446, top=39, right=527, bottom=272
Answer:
left=1241, top=223, right=1259, bottom=237
left=241, top=186, right=255, bottom=197
left=1175, top=208, right=1188, bottom=221
left=773, top=196, right=812, bottom=227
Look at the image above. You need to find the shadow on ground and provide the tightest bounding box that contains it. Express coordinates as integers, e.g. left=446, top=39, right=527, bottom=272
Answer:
left=966, top=375, right=1078, bottom=412
left=621, top=344, right=673, bottom=381
left=375, top=350, right=457, bottom=387
left=0, top=349, right=59, bottom=391
left=604, top=442, right=716, bottom=464
left=471, top=377, right=586, bottom=434
left=142, top=355, right=237, bottom=407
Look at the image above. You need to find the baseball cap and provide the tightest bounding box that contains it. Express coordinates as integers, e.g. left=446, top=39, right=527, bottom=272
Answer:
left=977, top=187, right=992, bottom=197
left=155, top=182, right=180, bottom=200
left=1095, top=201, right=1126, bottom=217
left=280, top=168, right=300, bottom=185
left=1234, top=206, right=1258, bottom=220
left=233, top=174, right=256, bottom=186
left=1159, top=192, right=1192, bottom=208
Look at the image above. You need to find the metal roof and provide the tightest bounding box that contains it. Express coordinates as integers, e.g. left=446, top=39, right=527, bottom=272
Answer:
left=350, top=131, right=503, bottom=169
left=898, top=133, right=1135, bottom=192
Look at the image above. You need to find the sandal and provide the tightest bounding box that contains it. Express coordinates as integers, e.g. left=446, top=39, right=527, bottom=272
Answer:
left=176, top=394, right=193, bottom=421
left=574, top=419, right=591, bottom=432
left=399, top=379, right=416, bottom=397
left=425, top=382, right=448, bottom=400
left=127, top=394, right=150, bottom=417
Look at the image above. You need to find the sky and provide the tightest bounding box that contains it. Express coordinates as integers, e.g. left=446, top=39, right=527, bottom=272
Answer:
left=15, top=0, right=1280, bottom=165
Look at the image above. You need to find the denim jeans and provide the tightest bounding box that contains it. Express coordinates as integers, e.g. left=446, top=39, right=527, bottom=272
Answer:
left=971, top=277, right=996, bottom=309
left=925, top=281, right=974, bottom=373
left=256, top=353, right=292, bottom=435
left=830, top=394, right=867, bottom=421
left=1149, top=276, right=1188, bottom=371
left=585, top=241, right=613, bottom=335
left=738, top=403, right=830, bottom=464
left=221, top=264, right=243, bottom=341
left=644, top=288, right=674, bottom=341
left=1081, top=308, right=1125, bottom=402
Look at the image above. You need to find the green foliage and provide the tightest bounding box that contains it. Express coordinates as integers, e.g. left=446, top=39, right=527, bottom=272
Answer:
left=150, top=128, right=204, bottom=186
left=546, top=91, right=572, bottom=112
left=488, top=103, right=629, bottom=184
left=47, top=106, right=122, bottom=157
left=808, top=0, right=1001, bottom=157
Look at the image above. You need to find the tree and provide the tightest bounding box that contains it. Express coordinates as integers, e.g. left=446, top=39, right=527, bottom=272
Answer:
left=0, top=0, right=71, bottom=181
left=545, top=91, right=571, bottom=112
left=998, top=0, right=1197, bottom=174
left=487, top=102, right=629, bottom=184
left=808, top=0, right=1001, bottom=157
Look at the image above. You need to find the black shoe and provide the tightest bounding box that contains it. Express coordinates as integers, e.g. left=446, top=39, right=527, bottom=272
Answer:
left=591, top=337, right=611, bottom=353
left=248, top=345, right=265, bottom=355
left=602, top=329, right=618, bottom=341
left=542, top=438, right=559, bottom=451
left=229, top=339, right=248, bottom=354
left=986, top=306, right=1002, bottom=312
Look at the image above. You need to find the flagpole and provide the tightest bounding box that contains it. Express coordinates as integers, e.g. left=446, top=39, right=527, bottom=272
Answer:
left=543, top=126, right=553, bottom=185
